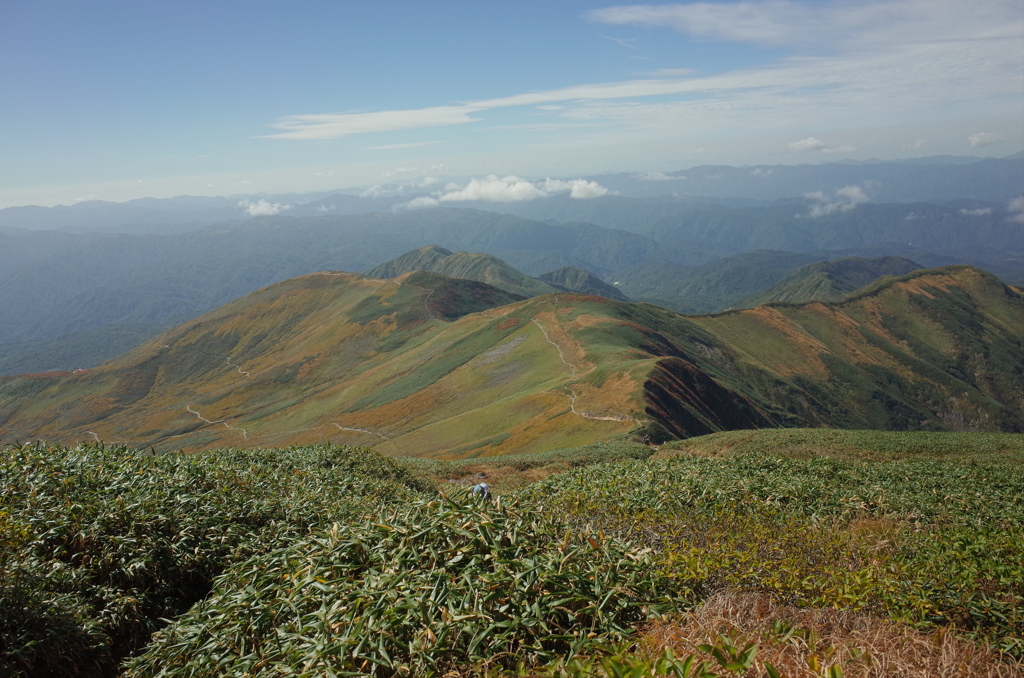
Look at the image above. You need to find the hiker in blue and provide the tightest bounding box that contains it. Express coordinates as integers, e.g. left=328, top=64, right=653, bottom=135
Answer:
left=470, top=482, right=490, bottom=500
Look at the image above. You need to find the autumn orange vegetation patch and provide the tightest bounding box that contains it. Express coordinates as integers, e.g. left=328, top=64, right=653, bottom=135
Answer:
left=640, top=591, right=1022, bottom=678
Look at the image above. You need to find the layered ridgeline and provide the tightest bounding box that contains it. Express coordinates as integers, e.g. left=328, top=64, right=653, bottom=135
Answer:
left=364, top=244, right=627, bottom=301
left=3, top=193, right=1020, bottom=377
left=1, top=265, right=1021, bottom=454
left=743, top=256, right=924, bottom=306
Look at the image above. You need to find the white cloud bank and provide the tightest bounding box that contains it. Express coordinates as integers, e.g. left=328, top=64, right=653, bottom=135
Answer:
left=239, top=199, right=292, bottom=216
left=1008, top=197, right=1024, bottom=224
left=789, top=137, right=857, bottom=155
left=959, top=207, right=993, bottom=216
left=802, top=185, right=870, bottom=218
left=637, top=171, right=683, bottom=181
left=402, top=175, right=609, bottom=209
left=968, top=132, right=1005, bottom=148
left=788, top=137, right=827, bottom=152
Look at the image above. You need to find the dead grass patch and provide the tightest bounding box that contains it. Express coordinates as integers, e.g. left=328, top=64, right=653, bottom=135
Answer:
left=640, top=591, right=1023, bottom=677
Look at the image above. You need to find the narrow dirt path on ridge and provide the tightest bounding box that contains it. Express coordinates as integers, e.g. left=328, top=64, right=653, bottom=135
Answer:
left=398, top=280, right=440, bottom=320
left=330, top=423, right=391, bottom=440
left=155, top=278, right=398, bottom=446
left=531, top=318, right=635, bottom=424
left=186, top=404, right=249, bottom=439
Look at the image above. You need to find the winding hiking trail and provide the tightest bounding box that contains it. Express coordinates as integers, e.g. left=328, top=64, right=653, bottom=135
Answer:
left=157, top=315, right=393, bottom=446
left=186, top=404, right=249, bottom=439
left=531, top=319, right=635, bottom=424
left=224, top=356, right=251, bottom=378
left=113, top=281, right=632, bottom=450
left=331, top=423, right=391, bottom=440
left=399, top=280, right=440, bottom=320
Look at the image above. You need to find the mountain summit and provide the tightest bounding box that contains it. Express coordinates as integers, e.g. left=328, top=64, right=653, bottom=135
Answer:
left=365, top=245, right=628, bottom=301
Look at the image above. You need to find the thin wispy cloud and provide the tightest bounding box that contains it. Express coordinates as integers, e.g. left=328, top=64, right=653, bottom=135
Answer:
left=599, top=33, right=639, bottom=49
left=639, top=68, right=698, bottom=77
left=367, top=141, right=443, bottom=151
left=587, top=1, right=820, bottom=47
left=637, top=171, right=683, bottom=181
left=586, top=0, right=1018, bottom=52
left=266, top=106, right=480, bottom=140
left=260, top=0, right=1020, bottom=146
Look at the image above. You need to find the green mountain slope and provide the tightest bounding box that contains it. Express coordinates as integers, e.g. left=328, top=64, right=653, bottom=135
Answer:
left=612, top=250, right=822, bottom=313
left=1, top=266, right=1020, bottom=455
left=745, top=256, right=923, bottom=305
left=536, top=266, right=629, bottom=301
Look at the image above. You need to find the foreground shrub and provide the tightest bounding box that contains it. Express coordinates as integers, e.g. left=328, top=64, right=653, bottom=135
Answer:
left=124, top=496, right=672, bottom=677
left=0, top=443, right=428, bottom=676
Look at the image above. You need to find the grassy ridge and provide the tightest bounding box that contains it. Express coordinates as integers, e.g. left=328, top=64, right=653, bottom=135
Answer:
left=662, top=428, right=1024, bottom=463
left=398, top=439, right=655, bottom=491
left=2, top=265, right=1021, bottom=455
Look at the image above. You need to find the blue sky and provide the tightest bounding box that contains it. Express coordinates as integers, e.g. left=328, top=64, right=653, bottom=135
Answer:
left=1, top=0, right=1021, bottom=207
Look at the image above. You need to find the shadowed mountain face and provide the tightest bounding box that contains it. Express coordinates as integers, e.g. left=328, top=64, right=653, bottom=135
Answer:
left=611, top=251, right=823, bottom=313
left=536, top=266, right=629, bottom=301
left=1, top=266, right=1020, bottom=456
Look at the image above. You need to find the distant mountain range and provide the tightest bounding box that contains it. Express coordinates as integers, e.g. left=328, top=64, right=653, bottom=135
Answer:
left=2, top=264, right=1019, bottom=455
left=0, top=155, right=1020, bottom=377
left=365, top=245, right=628, bottom=302
left=2, top=155, right=1020, bottom=234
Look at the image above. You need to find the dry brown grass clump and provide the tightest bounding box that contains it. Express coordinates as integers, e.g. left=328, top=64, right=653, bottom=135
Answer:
left=641, top=590, right=1023, bottom=677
